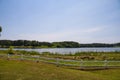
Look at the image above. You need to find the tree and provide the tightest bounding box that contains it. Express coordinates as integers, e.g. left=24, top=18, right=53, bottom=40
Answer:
left=0, top=26, right=2, bottom=36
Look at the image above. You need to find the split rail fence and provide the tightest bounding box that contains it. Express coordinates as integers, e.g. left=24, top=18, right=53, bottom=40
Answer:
left=0, top=54, right=120, bottom=69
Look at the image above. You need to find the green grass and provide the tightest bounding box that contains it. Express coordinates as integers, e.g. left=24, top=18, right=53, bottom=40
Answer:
left=0, top=50, right=120, bottom=60
left=0, top=50, right=120, bottom=80
left=0, top=53, right=120, bottom=67
left=90, top=69, right=120, bottom=80
left=0, top=59, right=120, bottom=80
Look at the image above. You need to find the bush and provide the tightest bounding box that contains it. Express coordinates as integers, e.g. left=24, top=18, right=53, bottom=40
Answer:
left=8, top=46, right=14, bottom=54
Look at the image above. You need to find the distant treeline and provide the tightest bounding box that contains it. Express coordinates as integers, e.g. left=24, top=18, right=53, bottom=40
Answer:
left=0, top=40, right=120, bottom=48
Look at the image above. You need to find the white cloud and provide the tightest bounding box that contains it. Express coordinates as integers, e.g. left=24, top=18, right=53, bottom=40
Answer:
left=83, top=27, right=103, bottom=33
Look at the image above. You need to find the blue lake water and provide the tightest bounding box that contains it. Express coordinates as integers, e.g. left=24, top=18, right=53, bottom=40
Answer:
left=1, top=47, right=120, bottom=54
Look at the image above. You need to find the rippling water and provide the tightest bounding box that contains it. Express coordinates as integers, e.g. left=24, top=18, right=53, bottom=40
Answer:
left=1, top=47, right=120, bottom=54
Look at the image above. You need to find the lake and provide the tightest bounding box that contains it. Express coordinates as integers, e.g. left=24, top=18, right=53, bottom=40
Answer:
left=1, top=47, right=120, bottom=54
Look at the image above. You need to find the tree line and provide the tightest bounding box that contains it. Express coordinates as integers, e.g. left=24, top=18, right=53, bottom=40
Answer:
left=0, top=40, right=120, bottom=48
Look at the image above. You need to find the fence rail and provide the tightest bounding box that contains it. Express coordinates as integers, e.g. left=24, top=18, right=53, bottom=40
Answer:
left=0, top=54, right=120, bottom=69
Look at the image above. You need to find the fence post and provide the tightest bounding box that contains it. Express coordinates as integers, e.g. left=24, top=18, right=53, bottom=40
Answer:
left=104, top=60, right=108, bottom=68
left=56, top=58, right=59, bottom=67
left=80, top=60, right=83, bottom=69
left=7, top=54, right=10, bottom=60
left=21, top=54, right=24, bottom=60
left=36, top=56, right=39, bottom=63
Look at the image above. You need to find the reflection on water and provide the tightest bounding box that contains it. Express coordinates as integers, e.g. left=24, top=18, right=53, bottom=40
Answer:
left=1, top=47, right=120, bottom=54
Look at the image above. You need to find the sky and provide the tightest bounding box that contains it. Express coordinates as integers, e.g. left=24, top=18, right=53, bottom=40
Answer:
left=0, top=0, right=120, bottom=43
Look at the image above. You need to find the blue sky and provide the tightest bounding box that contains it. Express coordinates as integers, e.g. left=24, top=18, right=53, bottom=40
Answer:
left=0, top=0, right=120, bottom=43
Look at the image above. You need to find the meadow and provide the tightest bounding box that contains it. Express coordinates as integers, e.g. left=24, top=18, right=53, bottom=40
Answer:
left=0, top=58, right=120, bottom=80
left=0, top=50, right=120, bottom=80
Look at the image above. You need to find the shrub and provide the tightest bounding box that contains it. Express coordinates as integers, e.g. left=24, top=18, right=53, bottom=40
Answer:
left=8, top=46, right=14, bottom=54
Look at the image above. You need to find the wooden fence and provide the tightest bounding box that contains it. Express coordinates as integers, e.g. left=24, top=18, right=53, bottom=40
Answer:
left=0, top=54, right=120, bottom=69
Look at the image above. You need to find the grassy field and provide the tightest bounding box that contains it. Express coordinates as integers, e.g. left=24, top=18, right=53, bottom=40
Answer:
left=0, top=50, right=120, bottom=67
left=1, top=53, right=120, bottom=67
left=0, top=50, right=120, bottom=61
left=0, top=50, right=120, bottom=80
left=0, top=58, right=120, bottom=80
